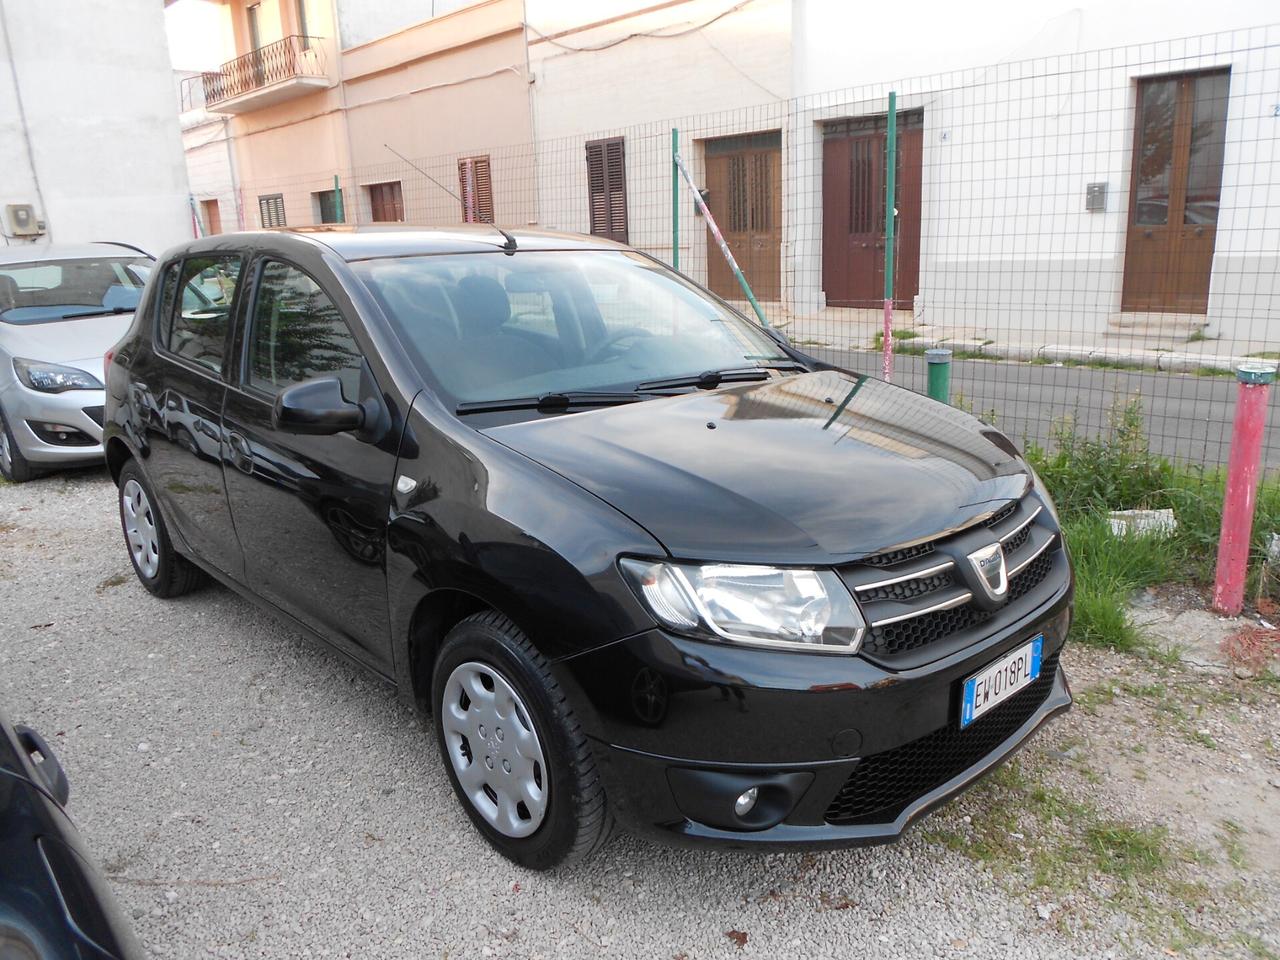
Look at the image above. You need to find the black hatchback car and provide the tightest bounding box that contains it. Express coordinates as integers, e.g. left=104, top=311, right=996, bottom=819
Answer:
left=103, top=226, right=1072, bottom=869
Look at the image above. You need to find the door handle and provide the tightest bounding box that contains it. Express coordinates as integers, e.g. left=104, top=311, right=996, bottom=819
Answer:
left=1194, top=226, right=1205, bottom=237
left=1143, top=229, right=1154, bottom=239
left=227, top=431, right=253, bottom=475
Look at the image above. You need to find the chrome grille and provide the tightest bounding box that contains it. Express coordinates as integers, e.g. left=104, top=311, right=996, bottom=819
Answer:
left=842, top=496, right=1063, bottom=667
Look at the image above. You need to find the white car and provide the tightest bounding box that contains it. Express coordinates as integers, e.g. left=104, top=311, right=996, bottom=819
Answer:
left=0, top=243, right=153, bottom=482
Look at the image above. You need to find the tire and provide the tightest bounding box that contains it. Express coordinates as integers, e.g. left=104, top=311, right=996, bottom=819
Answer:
left=432, top=611, right=612, bottom=870
left=117, top=460, right=205, bottom=598
left=0, top=404, right=35, bottom=483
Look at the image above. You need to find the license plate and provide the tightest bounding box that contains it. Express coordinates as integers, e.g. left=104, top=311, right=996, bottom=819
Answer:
left=960, top=635, right=1043, bottom=728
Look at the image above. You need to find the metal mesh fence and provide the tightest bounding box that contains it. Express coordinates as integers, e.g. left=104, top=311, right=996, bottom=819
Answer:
left=232, top=24, right=1280, bottom=468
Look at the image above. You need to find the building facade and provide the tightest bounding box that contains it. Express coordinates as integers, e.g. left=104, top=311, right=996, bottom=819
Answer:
left=1, top=0, right=191, bottom=254
left=170, top=0, right=1280, bottom=346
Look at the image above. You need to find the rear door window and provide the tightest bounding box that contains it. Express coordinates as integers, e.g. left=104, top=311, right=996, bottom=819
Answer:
left=157, top=255, right=242, bottom=373
left=244, top=260, right=364, bottom=399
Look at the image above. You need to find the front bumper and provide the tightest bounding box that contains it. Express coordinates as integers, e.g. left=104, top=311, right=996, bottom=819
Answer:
left=1, top=382, right=106, bottom=465
left=557, top=564, right=1073, bottom=849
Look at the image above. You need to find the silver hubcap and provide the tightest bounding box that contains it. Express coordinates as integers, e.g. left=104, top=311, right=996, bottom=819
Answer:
left=121, top=479, right=161, bottom=579
left=441, top=661, right=548, bottom=838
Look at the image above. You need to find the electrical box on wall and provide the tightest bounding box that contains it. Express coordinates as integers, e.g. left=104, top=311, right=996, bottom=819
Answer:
left=1085, top=183, right=1107, bottom=212
left=5, top=204, right=43, bottom=236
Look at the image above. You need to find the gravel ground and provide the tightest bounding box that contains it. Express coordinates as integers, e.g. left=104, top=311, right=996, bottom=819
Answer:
left=2, top=469, right=1277, bottom=960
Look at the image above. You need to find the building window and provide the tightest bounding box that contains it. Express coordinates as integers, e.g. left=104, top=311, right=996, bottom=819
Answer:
left=585, top=137, right=628, bottom=243
left=313, top=189, right=343, bottom=224
left=457, top=156, right=494, bottom=223
left=366, top=181, right=404, bottom=222
left=258, top=194, right=286, bottom=228
left=200, top=199, right=222, bottom=235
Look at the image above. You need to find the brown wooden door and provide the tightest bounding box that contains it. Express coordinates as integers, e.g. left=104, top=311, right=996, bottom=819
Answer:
left=822, top=112, right=923, bottom=308
left=1121, top=70, right=1229, bottom=313
left=703, top=132, right=781, bottom=301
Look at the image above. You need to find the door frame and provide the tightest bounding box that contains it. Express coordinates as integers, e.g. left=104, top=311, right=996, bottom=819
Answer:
left=821, top=110, right=924, bottom=309
left=1120, top=67, right=1231, bottom=314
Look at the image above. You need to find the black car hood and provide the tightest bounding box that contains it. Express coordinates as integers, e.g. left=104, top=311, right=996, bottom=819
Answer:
left=484, top=370, right=1030, bottom=565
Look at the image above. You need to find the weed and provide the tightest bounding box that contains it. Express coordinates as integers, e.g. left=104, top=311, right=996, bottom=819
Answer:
left=96, top=572, right=130, bottom=594
left=1186, top=328, right=1208, bottom=343
left=1194, top=366, right=1234, bottom=377
left=870, top=329, right=923, bottom=350
left=1216, top=819, right=1248, bottom=869
left=1235, top=933, right=1280, bottom=960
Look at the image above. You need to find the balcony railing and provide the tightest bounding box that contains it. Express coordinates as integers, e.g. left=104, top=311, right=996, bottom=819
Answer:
left=202, top=35, right=326, bottom=108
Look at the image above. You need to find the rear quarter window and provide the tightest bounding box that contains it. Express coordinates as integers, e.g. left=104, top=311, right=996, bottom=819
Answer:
left=155, top=255, right=243, bottom=373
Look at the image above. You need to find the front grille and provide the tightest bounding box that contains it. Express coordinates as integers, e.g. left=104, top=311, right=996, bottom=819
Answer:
left=842, top=495, right=1065, bottom=667
left=82, top=405, right=105, bottom=427
left=861, top=541, right=935, bottom=567
left=859, top=570, right=954, bottom=604
left=824, top=649, right=1061, bottom=825
left=863, top=547, right=1056, bottom=659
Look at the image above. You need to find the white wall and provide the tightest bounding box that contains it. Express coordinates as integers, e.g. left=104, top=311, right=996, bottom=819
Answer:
left=793, top=0, right=1280, bottom=96
left=0, top=0, right=193, bottom=255
left=336, top=0, right=486, bottom=49
left=182, top=115, right=243, bottom=234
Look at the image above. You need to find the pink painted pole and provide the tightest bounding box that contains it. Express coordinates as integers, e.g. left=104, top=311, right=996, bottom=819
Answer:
left=882, top=299, right=893, bottom=382
left=1212, top=362, right=1276, bottom=616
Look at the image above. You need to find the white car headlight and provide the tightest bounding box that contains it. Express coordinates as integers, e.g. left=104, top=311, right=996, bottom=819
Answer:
left=620, top=559, right=866, bottom=653
left=13, top=358, right=103, bottom=393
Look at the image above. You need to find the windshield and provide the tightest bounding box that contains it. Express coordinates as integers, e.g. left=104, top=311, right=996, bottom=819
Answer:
left=351, top=250, right=789, bottom=406
left=0, top=256, right=151, bottom=324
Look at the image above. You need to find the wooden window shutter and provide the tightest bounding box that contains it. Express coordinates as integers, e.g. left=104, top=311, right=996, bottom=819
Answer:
left=368, top=181, right=404, bottom=222
left=258, top=194, right=286, bottom=228
left=586, top=137, right=628, bottom=243
left=458, top=156, right=494, bottom=223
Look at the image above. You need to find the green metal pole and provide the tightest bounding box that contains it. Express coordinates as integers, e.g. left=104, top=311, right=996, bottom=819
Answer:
left=333, top=173, right=345, bottom=223
left=673, top=151, right=770, bottom=327
left=926, top=348, right=952, bottom=404
left=882, top=91, right=897, bottom=381
left=671, top=128, right=679, bottom=270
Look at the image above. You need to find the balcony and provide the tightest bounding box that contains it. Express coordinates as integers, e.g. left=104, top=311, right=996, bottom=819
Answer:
left=200, top=35, right=330, bottom=114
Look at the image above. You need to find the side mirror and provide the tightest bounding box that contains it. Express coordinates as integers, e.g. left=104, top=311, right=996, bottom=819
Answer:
left=272, top=377, right=364, bottom=435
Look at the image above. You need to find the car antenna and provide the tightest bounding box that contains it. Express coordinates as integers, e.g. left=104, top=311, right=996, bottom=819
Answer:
left=493, top=226, right=518, bottom=254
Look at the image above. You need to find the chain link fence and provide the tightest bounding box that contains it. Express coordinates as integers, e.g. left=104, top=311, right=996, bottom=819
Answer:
left=230, top=24, right=1280, bottom=468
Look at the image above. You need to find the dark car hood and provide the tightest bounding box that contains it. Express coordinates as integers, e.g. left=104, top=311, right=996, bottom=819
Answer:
left=484, top=370, right=1030, bottom=565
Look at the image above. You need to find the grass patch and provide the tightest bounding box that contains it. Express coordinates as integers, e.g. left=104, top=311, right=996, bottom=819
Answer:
left=1026, top=396, right=1280, bottom=649
left=870, top=328, right=922, bottom=350
left=1248, top=351, right=1280, bottom=360
left=1186, top=328, right=1209, bottom=343
left=1193, top=366, right=1234, bottom=377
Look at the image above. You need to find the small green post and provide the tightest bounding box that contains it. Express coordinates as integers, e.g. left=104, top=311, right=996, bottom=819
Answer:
left=926, top=348, right=952, bottom=404
left=333, top=173, right=345, bottom=223
left=671, top=128, right=680, bottom=270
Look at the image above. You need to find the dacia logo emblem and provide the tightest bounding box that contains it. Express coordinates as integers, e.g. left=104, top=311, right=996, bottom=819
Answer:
left=966, top=542, right=1008, bottom=601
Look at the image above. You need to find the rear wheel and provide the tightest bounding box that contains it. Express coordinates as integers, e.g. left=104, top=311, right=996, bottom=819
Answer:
left=0, top=406, right=35, bottom=483
left=117, top=461, right=204, bottom=598
left=433, top=611, right=611, bottom=870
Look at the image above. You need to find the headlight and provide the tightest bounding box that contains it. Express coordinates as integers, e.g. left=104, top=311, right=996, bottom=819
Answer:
left=13, top=358, right=103, bottom=393
left=1030, top=467, right=1061, bottom=526
left=620, top=559, right=866, bottom=653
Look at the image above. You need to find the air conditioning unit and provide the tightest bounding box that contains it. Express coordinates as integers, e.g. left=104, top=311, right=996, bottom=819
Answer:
left=5, top=204, right=43, bottom=237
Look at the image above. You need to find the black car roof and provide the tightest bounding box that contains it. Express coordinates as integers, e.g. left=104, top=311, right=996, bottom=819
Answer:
left=164, top=225, right=630, bottom=263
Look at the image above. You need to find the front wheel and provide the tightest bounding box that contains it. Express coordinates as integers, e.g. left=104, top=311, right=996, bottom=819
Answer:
left=0, top=406, right=35, bottom=483
left=433, top=611, right=611, bottom=870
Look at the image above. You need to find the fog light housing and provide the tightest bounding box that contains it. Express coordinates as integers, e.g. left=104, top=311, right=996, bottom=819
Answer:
left=734, top=787, right=759, bottom=817
left=667, top=768, right=813, bottom=832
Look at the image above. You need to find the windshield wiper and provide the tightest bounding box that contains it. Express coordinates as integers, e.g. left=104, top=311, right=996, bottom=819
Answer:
left=456, top=390, right=653, bottom=415
left=54, top=307, right=133, bottom=320
left=635, top=362, right=808, bottom=392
